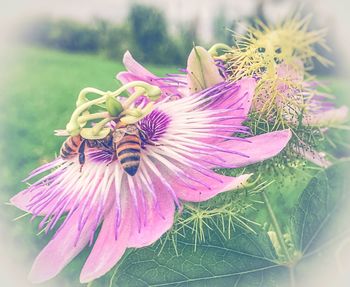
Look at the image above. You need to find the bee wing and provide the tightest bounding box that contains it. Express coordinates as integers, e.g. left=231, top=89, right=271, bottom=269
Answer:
left=125, top=124, right=139, bottom=135
left=113, top=128, right=127, bottom=143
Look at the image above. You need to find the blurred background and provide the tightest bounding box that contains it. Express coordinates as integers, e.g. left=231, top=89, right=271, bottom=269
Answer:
left=0, top=0, right=349, bottom=286
left=1, top=0, right=350, bottom=71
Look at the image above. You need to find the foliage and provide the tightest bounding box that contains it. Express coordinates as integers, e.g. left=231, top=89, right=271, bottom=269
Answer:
left=110, top=226, right=283, bottom=287
left=128, top=4, right=182, bottom=65
left=96, top=162, right=349, bottom=287
left=22, top=18, right=101, bottom=53
left=20, top=4, right=198, bottom=66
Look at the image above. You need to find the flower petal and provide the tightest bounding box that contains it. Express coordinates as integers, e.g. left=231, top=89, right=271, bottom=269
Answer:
left=29, top=209, right=98, bottom=283
left=122, top=51, right=156, bottom=78
left=211, top=78, right=256, bottom=114
left=10, top=187, right=69, bottom=216
left=116, top=51, right=156, bottom=87
left=174, top=173, right=252, bottom=202
left=11, top=190, right=47, bottom=215
left=127, top=176, right=175, bottom=248
left=80, top=193, right=131, bottom=283
left=203, top=130, right=292, bottom=168
left=117, top=51, right=184, bottom=98
left=201, top=78, right=256, bottom=145
left=159, top=158, right=252, bottom=203
left=303, top=106, right=348, bottom=127
left=187, top=46, right=223, bottom=93
left=116, top=71, right=145, bottom=86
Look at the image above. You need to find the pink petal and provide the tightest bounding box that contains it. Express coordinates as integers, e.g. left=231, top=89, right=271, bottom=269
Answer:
left=80, top=194, right=132, bottom=283
left=116, top=51, right=157, bottom=88
left=203, top=130, right=292, bottom=169
left=116, top=51, right=183, bottom=98
left=122, top=51, right=156, bottom=78
left=214, top=78, right=256, bottom=114
left=116, top=71, right=144, bottom=86
left=202, top=78, right=256, bottom=145
left=165, top=163, right=252, bottom=202
left=177, top=173, right=252, bottom=202
left=187, top=46, right=223, bottom=93
left=303, top=106, right=348, bottom=127
left=127, top=177, right=175, bottom=248
left=29, top=209, right=98, bottom=283
left=10, top=189, right=67, bottom=216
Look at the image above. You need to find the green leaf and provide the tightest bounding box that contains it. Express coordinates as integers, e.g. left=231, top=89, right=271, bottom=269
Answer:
left=291, top=161, right=350, bottom=254
left=111, top=227, right=283, bottom=287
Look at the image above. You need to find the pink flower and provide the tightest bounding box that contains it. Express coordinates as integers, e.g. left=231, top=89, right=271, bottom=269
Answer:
left=11, top=49, right=291, bottom=284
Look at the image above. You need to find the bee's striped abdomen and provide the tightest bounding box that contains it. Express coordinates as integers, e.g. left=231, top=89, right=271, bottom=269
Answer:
left=60, top=135, right=82, bottom=159
left=116, top=134, right=141, bottom=176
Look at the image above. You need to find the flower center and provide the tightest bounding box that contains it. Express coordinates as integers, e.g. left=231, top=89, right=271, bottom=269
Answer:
left=139, top=109, right=171, bottom=143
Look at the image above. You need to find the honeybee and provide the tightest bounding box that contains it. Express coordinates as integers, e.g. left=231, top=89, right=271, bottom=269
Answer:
left=60, top=135, right=82, bottom=160
left=60, top=134, right=113, bottom=166
left=113, top=123, right=141, bottom=176
left=60, top=123, right=142, bottom=176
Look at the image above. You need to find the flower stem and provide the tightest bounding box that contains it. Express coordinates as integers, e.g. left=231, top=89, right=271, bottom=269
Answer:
left=261, top=190, right=291, bottom=262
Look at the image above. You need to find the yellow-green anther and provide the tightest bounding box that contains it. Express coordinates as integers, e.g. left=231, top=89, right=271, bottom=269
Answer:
left=120, top=102, right=155, bottom=125
left=111, top=81, right=161, bottom=105
left=124, top=108, right=143, bottom=117
left=80, top=127, right=111, bottom=140
left=76, top=87, right=106, bottom=107
left=120, top=115, right=139, bottom=125
left=106, top=96, right=123, bottom=117
left=122, top=87, right=145, bottom=109
left=66, top=81, right=161, bottom=136
left=141, top=102, right=154, bottom=116
left=66, top=122, right=81, bottom=136
left=78, top=112, right=110, bottom=125
left=146, top=86, right=161, bottom=101
left=78, top=110, right=90, bottom=128
left=91, top=117, right=113, bottom=136
left=208, top=43, right=232, bottom=57
left=66, top=96, right=107, bottom=136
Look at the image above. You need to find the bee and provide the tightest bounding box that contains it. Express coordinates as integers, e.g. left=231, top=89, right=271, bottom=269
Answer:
left=60, top=135, right=82, bottom=160
left=60, top=123, right=144, bottom=176
left=113, top=123, right=141, bottom=176
left=60, top=134, right=113, bottom=166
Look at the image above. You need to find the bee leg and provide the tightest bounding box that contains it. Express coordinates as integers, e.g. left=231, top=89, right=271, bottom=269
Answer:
left=147, top=141, right=162, bottom=147
left=106, top=148, right=117, bottom=166
left=78, top=140, right=87, bottom=172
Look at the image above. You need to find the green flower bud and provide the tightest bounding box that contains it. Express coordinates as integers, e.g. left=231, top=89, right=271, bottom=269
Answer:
left=106, top=96, right=123, bottom=117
